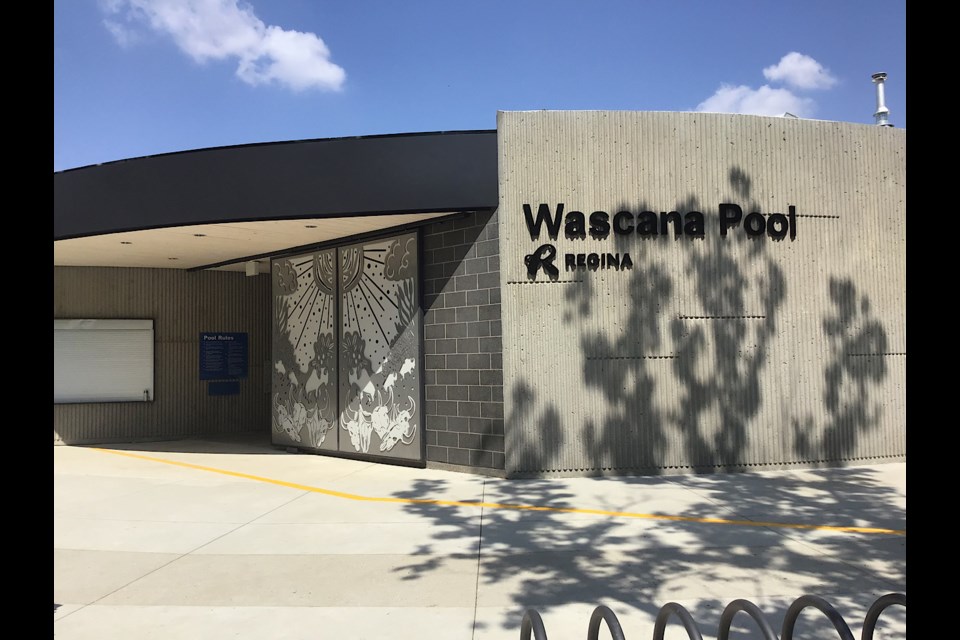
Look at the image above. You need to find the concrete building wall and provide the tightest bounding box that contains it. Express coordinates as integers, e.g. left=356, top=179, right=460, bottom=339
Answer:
left=421, top=211, right=505, bottom=471
left=498, top=111, right=906, bottom=477
left=54, top=266, right=272, bottom=443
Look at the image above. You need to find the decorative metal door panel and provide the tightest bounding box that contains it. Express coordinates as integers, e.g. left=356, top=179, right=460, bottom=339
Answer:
left=337, top=233, right=422, bottom=460
left=271, top=232, right=422, bottom=462
left=271, top=249, right=339, bottom=451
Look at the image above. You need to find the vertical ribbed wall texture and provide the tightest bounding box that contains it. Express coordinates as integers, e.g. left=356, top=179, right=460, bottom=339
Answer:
left=422, top=211, right=505, bottom=471
left=499, top=111, right=906, bottom=477
left=54, top=266, right=272, bottom=443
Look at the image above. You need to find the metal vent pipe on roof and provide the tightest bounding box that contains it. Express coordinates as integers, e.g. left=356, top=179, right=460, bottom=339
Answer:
left=872, top=72, right=893, bottom=127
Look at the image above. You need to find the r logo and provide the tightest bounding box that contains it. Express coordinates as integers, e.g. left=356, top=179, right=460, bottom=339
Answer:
left=524, top=244, right=559, bottom=280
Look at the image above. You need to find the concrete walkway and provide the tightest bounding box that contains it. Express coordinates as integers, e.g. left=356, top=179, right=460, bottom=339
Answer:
left=54, top=435, right=906, bottom=639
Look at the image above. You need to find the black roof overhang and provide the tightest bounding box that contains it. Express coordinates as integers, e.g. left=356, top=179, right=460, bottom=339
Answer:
left=54, top=130, right=499, bottom=241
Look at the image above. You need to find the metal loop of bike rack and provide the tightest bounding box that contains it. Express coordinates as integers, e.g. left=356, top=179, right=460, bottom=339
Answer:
left=782, top=595, right=855, bottom=640
left=861, top=593, right=907, bottom=640
left=520, top=608, right=548, bottom=640
left=652, top=602, right=704, bottom=640
left=718, top=599, right=779, bottom=640
left=519, top=592, right=905, bottom=639
left=587, top=605, right=627, bottom=640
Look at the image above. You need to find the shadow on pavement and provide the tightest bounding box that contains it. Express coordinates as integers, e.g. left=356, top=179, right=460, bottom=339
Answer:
left=390, top=464, right=905, bottom=636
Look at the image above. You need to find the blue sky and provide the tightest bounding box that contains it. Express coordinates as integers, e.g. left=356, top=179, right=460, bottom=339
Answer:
left=54, top=1, right=906, bottom=171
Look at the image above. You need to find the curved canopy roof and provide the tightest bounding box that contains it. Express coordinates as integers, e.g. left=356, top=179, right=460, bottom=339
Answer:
left=54, top=130, right=498, bottom=271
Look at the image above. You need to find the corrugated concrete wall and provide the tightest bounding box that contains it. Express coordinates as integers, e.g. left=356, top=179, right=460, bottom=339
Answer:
left=54, top=266, right=271, bottom=443
left=499, top=111, right=906, bottom=477
left=422, top=211, right=505, bottom=471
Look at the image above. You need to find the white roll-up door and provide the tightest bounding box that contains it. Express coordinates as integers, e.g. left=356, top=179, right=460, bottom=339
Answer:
left=54, top=319, right=154, bottom=403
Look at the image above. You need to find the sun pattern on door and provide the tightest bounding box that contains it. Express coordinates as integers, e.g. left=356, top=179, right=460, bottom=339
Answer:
left=271, top=248, right=338, bottom=450
left=271, top=232, right=421, bottom=462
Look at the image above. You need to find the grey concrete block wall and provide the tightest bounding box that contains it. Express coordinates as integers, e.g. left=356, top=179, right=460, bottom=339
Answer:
left=54, top=266, right=272, bottom=444
left=421, top=211, right=505, bottom=471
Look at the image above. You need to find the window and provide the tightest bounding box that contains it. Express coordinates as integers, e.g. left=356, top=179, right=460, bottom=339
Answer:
left=54, top=319, right=154, bottom=403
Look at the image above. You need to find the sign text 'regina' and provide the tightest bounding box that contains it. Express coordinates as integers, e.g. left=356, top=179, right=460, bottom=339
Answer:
left=523, top=203, right=797, bottom=241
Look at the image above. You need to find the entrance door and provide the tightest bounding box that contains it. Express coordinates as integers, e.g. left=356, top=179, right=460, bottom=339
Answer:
left=270, top=231, right=422, bottom=463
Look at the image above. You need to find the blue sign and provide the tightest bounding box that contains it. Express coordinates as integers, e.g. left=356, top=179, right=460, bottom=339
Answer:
left=208, top=380, right=241, bottom=396
left=199, top=333, right=248, bottom=380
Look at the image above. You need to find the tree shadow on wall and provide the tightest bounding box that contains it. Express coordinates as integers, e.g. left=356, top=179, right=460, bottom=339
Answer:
left=666, top=191, right=787, bottom=471
left=506, top=381, right=566, bottom=473
left=792, top=278, right=892, bottom=462
left=526, top=167, right=786, bottom=474
left=515, top=165, right=896, bottom=475
left=564, top=257, right=674, bottom=473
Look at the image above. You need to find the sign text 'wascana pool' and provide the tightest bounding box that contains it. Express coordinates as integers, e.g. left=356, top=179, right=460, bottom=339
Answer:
left=522, top=203, right=798, bottom=278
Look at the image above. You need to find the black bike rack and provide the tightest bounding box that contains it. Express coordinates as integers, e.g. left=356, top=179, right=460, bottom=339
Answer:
left=519, top=592, right=905, bottom=639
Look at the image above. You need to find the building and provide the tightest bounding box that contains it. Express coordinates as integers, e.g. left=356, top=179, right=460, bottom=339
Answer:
left=54, top=110, right=906, bottom=478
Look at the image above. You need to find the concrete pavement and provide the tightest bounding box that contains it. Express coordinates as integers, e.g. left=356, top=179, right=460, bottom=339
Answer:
left=53, top=434, right=906, bottom=639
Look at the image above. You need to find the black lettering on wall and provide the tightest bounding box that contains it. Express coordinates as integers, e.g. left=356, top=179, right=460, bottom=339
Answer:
left=744, top=212, right=766, bottom=236
left=660, top=211, right=682, bottom=237
left=637, top=211, right=658, bottom=237
left=767, top=213, right=789, bottom=240
left=565, top=211, right=586, bottom=238
left=613, top=211, right=634, bottom=235
left=684, top=211, right=705, bottom=236
left=719, top=203, right=742, bottom=236
left=523, top=203, right=564, bottom=240
left=589, top=211, right=610, bottom=238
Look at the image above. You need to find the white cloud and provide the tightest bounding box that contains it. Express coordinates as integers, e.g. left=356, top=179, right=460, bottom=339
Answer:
left=696, top=52, right=837, bottom=117
left=101, top=0, right=346, bottom=92
left=763, top=52, right=837, bottom=90
left=696, top=84, right=815, bottom=118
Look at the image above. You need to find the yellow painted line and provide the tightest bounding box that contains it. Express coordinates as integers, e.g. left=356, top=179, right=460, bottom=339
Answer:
left=92, top=448, right=906, bottom=536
